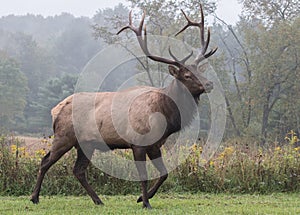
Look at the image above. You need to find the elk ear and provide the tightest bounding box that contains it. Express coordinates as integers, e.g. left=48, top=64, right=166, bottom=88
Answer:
left=168, top=65, right=180, bottom=78
left=197, top=62, right=209, bottom=73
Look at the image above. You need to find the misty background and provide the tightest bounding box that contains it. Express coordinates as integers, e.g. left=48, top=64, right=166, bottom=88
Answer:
left=0, top=0, right=242, bottom=24
left=0, top=0, right=299, bottom=144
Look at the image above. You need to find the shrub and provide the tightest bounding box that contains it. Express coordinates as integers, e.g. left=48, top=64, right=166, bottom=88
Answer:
left=173, top=134, right=300, bottom=193
left=0, top=133, right=299, bottom=196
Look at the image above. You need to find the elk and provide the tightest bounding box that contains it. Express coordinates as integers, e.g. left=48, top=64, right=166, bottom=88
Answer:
left=30, top=5, right=217, bottom=209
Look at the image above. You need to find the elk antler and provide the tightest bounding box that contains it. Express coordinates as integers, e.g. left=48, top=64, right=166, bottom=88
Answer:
left=117, top=11, right=193, bottom=68
left=176, top=5, right=218, bottom=65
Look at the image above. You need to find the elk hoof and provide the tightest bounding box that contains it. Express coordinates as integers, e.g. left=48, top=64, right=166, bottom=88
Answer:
left=30, top=196, right=39, bottom=204
left=93, top=199, right=104, bottom=205
left=143, top=202, right=152, bottom=209
left=137, top=196, right=143, bottom=203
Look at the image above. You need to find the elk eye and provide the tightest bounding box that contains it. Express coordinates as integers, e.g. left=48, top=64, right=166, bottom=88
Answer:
left=184, top=74, right=191, bottom=80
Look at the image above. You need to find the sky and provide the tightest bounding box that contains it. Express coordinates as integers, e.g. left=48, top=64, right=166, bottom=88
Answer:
left=0, top=0, right=242, bottom=25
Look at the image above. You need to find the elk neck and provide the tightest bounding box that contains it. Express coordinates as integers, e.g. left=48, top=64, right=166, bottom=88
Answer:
left=160, top=79, right=199, bottom=133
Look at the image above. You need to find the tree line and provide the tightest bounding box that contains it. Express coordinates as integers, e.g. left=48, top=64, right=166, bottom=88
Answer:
left=0, top=0, right=299, bottom=144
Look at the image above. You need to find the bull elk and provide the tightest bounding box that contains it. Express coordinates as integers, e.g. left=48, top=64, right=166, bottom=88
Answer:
left=30, top=5, right=217, bottom=209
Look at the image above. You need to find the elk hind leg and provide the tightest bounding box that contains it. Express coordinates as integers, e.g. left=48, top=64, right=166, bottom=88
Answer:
left=31, top=138, right=73, bottom=204
left=73, top=147, right=103, bottom=205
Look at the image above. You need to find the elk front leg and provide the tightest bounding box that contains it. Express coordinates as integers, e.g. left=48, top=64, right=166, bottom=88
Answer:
left=132, top=147, right=151, bottom=209
left=137, top=147, right=168, bottom=203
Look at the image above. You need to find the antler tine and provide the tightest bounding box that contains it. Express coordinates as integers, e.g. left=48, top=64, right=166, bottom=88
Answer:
left=199, top=5, right=206, bottom=55
left=117, top=10, right=145, bottom=35
left=139, top=11, right=146, bottom=33
left=194, top=47, right=218, bottom=65
left=202, top=27, right=210, bottom=55
left=169, top=47, right=193, bottom=64
left=117, top=11, right=132, bottom=35
left=175, top=4, right=218, bottom=65
left=142, top=23, right=150, bottom=55
left=129, top=10, right=133, bottom=25
left=116, top=26, right=130, bottom=35
left=182, top=50, right=194, bottom=63
left=117, top=10, right=182, bottom=68
left=168, top=47, right=180, bottom=62
left=175, top=9, right=201, bottom=37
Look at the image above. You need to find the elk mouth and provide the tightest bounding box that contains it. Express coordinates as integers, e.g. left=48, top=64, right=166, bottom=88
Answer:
left=205, top=87, right=213, bottom=93
left=204, top=82, right=213, bottom=93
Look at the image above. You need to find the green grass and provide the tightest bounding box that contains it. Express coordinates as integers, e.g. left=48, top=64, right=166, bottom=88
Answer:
left=0, top=193, right=299, bottom=215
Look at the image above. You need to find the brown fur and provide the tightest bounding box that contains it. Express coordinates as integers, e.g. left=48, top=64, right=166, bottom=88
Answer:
left=30, top=75, right=209, bottom=207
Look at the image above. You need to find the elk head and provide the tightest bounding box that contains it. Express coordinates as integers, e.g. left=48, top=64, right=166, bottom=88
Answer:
left=117, top=4, right=217, bottom=98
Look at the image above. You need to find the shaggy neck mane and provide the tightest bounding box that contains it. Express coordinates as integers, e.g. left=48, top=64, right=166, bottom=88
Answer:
left=160, top=79, right=199, bottom=134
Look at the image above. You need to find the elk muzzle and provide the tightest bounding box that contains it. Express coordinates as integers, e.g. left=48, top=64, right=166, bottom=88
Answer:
left=204, top=81, right=213, bottom=93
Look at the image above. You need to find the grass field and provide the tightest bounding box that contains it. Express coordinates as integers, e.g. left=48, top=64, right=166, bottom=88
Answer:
left=0, top=193, right=299, bottom=215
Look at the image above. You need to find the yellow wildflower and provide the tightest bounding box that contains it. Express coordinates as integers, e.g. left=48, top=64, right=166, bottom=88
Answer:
left=199, top=146, right=203, bottom=154
left=294, top=147, right=300, bottom=152
left=18, top=147, right=26, bottom=157
left=275, top=147, right=281, bottom=152
left=191, top=143, right=197, bottom=152
left=288, top=130, right=296, bottom=135
left=293, top=136, right=299, bottom=142
left=224, top=147, right=234, bottom=156
left=10, top=144, right=17, bottom=152
left=35, top=149, right=47, bottom=157
left=218, top=152, right=225, bottom=159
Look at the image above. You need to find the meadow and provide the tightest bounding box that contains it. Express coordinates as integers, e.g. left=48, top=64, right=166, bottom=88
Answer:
left=0, top=193, right=299, bottom=215
left=0, top=133, right=300, bottom=214
left=1, top=133, right=300, bottom=196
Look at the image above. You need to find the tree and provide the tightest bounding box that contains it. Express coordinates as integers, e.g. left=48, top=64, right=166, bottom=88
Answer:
left=208, top=0, right=300, bottom=142
left=53, top=17, right=102, bottom=74
left=240, top=0, right=300, bottom=25
left=238, top=0, right=300, bottom=142
left=0, top=14, right=103, bottom=132
left=3, top=32, right=58, bottom=131
left=209, top=21, right=251, bottom=137
left=30, top=73, right=78, bottom=132
left=0, top=52, right=28, bottom=129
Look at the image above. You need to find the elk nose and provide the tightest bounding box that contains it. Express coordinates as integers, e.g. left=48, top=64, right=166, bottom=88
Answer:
left=205, top=81, right=213, bottom=90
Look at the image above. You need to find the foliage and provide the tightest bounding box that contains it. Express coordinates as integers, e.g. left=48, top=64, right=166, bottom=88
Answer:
left=0, top=53, right=28, bottom=130
left=239, top=17, right=299, bottom=141
left=30, top=73, right=78, bottom=132
left=240, top=0, right=300, bottom=25
left=0, top=134, right=300, bottom=197
left=175, top=137, right=300, bottom=193
left=0, top=14, right=102, bottom=132
left=213, top=0, right=300, bottom=141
